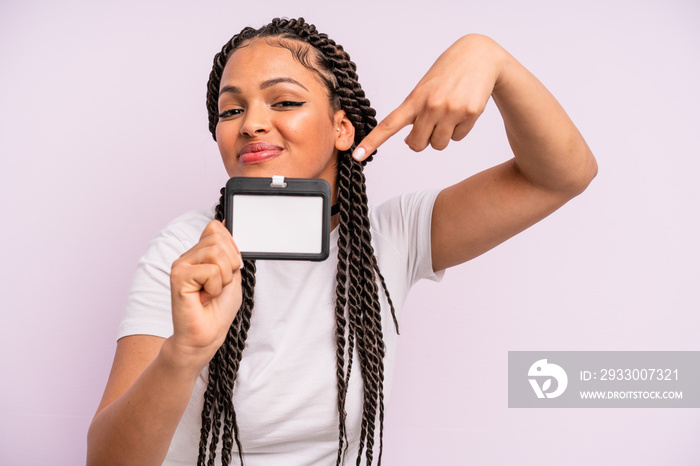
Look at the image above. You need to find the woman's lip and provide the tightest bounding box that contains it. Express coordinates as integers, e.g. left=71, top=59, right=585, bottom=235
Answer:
left=238, top=142, right=284, bottom=164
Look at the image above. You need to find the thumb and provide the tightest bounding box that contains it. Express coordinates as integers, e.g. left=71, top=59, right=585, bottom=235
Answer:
left=352, top=103, right=415, bottom=162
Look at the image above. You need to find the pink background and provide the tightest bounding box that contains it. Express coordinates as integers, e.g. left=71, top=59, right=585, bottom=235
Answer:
left=1, top=0, right=699, bottom=464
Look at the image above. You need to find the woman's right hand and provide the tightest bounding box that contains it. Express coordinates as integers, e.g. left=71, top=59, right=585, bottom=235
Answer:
left=167, top=220, right=243, bottom=369
left=88, top=221, right=242, bottom=465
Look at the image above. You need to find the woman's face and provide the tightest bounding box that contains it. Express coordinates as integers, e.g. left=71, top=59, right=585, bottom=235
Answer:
left=215, top=39, right=353, bottom=196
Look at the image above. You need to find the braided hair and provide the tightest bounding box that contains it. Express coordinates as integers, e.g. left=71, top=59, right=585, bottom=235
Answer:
left=202, top=18, right=398, bottom=466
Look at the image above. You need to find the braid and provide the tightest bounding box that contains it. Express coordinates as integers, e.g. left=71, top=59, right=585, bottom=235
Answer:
left=334, top=157, right=352, bottom=464
left=198, top=182, right=256, bottom=466
left=201, top=17, right=397, bottom=465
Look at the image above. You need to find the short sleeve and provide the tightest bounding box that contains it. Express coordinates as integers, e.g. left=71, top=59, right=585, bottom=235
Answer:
left=369, top=189, right=445, bottom=287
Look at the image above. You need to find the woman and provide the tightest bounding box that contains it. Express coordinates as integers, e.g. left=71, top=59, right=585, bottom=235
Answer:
left=87, top=17, right=596, bottom=466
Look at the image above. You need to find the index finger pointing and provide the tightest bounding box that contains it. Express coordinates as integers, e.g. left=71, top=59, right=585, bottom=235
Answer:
left=352, top=103, right=416, bottom=161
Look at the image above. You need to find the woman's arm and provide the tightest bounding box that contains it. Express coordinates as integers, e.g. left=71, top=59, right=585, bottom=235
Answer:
left=354, top=34, right=597, bottom=271
left=87, top=221, right=243, bottom=466
left=87, top=335, right=201, bottom=466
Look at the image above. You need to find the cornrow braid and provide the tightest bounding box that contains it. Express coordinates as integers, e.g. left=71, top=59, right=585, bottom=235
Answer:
left=201, top=17, right=397, bottom=465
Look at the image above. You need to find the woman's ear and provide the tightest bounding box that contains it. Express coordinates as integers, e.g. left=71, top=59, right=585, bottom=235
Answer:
left=333, top=110, right=355, bottom=151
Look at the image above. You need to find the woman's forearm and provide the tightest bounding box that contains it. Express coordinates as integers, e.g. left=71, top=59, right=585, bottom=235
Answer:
left=86, top=338, right=202, bottom=466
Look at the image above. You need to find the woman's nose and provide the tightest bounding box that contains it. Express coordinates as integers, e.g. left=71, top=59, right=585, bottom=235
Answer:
left=240, top=105, right=271, bottom=136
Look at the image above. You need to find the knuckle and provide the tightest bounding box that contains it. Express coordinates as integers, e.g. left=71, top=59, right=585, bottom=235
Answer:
left=203, top=220, right=219, bottom=234
left=170, top=260, right=187, bottom=282
left=376, top=117, right=396, bottom=134
left=452, top=130, right=468, bottom=142
left=171, top=257, right=185, bottom=271
left=405, top=140, right=424, bottom=152
left=432, top=140, right=449, bottom=151
left=425, top=95, right=448, bottom=112
left=463, top=99, right=485, bottom=117
left=214, top=247, right=230, bottom=267
left=423, top=93, right=484, bottom=119
left=199, top=244, right=225, bottom=268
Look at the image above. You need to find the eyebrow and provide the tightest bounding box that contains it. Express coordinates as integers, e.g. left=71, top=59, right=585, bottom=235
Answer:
left=219, top=77, right=309, bottom=95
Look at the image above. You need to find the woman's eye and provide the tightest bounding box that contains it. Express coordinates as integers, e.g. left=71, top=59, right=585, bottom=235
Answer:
left=218, top=108, right=242, bottom=118
left=273, top=101, right=306, bottom=109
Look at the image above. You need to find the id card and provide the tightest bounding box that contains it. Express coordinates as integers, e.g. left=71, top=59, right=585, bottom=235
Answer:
left=224, top=176, right=331, bottom=261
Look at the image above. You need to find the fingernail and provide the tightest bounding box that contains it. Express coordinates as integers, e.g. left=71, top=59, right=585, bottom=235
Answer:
left=352, top=147, right=366, bottom=161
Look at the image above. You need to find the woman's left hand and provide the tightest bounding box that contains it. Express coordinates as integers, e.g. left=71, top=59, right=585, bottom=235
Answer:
left=354, top=33, right=596, bottom=272
left=353, top=34, right=504, bottom=160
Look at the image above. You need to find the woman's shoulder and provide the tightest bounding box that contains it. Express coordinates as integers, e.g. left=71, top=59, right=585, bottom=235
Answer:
left=367, top=188, right=441, bottom=262
left=368, top=189, right=441, bottom=233
left=147, top=205, right=217, bottom=254
left=165, top=205, right=216, bottom=235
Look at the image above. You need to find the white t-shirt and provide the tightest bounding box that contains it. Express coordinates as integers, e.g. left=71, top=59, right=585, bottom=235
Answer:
left=118, top=189, right=444, bottom=465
